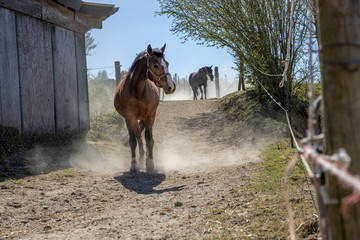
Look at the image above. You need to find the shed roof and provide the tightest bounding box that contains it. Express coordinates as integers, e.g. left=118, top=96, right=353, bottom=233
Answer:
left=54, top=0, right=118, bottom=22
left=1, top=0, right=119, bottom=34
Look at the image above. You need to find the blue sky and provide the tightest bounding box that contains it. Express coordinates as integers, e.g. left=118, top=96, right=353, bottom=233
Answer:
left=85, top=0, right=238, bottom=81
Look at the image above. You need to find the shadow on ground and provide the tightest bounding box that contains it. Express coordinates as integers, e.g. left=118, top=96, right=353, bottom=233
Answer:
left=114, top=172, right=185, bottom=194
left=0, top=140, right=104, bottom=182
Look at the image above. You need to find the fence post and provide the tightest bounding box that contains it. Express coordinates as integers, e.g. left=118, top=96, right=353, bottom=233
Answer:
left=318, top=1, right=360, bottom=239
left=115, top=61, right=121, bottom=86
left=215, top=66, right=220, bottom=98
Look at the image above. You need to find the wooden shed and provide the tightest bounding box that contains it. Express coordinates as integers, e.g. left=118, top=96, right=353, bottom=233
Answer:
left=0, top=0, right=118, bottom=136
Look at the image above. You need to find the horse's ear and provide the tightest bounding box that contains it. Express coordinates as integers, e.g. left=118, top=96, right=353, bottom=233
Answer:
left=210, top=65, right=213, bottom=68
left=147, top=44, right=152, bottom=55
left=161, top=43, right=166, bottom=53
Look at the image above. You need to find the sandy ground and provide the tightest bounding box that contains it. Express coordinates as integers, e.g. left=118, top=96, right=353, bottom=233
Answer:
left=0, top=99, right=266, bottom=240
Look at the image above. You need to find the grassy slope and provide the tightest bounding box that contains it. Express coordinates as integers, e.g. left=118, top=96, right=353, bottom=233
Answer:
left=206, top=90, right=319, bottom=239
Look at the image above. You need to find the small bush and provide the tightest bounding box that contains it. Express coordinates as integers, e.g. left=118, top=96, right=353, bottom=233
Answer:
left=87, top=112, right=126, bottom=142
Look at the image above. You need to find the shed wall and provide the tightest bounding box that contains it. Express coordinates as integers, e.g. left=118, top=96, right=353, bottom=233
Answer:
left=53, top=26, right=79, bottom=134
left=0, top=8, right=21, bottom=130
left=0, top=8, right=89, bottom=136
left=75, top=33, right=90, bottom=131
left=17, top=13, right=55, bottom=135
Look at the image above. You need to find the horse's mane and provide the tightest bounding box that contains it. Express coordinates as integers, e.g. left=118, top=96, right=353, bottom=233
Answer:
left=129, top=48, right=165, bottom=72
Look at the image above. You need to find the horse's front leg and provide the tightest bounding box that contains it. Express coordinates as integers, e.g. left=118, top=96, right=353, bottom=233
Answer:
left=126, top=118, right=144, bottom=173
left=137, top=120, right=146, bottom=169
left=204, top=83, right=208, bottom=99
left=144, top=126, right=155, bottom=173
left=199, top=85, right=204, bottom=99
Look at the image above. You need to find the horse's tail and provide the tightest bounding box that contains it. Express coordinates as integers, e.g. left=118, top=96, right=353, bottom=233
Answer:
left=189, top=73, right=195, bottom=86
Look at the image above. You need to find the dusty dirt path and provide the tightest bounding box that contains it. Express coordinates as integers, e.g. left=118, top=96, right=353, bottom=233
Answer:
left=0, top=100, right=264, bottom=240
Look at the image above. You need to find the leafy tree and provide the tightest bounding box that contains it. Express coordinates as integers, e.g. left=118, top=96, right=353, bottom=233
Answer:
left=96, top=70, right=109, bottom=81
left=157, top=0, right=309, bottom=102
left=85, top=31, right=97, bottom=56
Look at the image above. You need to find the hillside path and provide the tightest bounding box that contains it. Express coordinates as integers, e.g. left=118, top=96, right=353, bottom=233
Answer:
left=0, top=99, right=264, bottom=240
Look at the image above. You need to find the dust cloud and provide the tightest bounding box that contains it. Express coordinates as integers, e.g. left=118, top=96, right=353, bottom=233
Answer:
left=161, top=78, right=238, bottom=101
left=154, top=135, right=263, bottom=174
left=22, top=141, right=128, bottom=175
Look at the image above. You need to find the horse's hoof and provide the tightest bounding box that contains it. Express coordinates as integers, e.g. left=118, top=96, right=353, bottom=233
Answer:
left=130, top=167, right=139, bottom=174
left=139, top=157, right=145, bottom=171
left=146, top=158, right=154, bottom=173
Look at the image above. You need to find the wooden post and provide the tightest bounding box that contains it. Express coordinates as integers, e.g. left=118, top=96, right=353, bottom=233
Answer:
left=318, top=0, right=360, bottom=239
left=115, top=61, right=121, bottom=86
left=238, top=76, right=245, bottom=91
left=238, top=58, right=245, bottom=91
left=215, top=66, right=220, bottom=98
left=174, top=73, right=178, bottom=89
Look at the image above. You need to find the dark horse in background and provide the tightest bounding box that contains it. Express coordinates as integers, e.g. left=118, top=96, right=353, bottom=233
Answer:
left=114, top=44, right=176, bottom=173
left=189, top=66, right=214, bottom=100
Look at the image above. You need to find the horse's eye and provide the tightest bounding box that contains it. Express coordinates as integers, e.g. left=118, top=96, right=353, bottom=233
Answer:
left=154, top=64, right=159, bottom=69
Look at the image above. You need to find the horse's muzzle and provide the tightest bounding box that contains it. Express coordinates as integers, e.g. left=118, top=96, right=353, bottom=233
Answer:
left=164, top=76, right=176, bottom=94
left=165, top=82, right=176, bottom=94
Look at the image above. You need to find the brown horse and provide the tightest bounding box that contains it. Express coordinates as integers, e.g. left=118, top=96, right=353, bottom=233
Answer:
left=189, top=66, right=214, bottom=100
left=114, top=44, right=176, bottom=173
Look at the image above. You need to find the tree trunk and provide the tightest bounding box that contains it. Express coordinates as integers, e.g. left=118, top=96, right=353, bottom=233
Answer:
left=318, top=0, right=360, bottom=239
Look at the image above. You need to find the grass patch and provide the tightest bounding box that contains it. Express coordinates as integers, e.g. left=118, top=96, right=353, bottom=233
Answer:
left=50, top=169, right=77, bottom=178
left=87, top=112, right=126, bottom=142
left=247, top=139, right=319, bottom=238
left=2, top=178, right=24, bottom=185
left=252, top=139, right=305, bottom=193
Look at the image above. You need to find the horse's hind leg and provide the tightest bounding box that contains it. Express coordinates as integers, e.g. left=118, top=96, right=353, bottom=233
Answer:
left=192, top=86, right=197, bottom=100
left=138, top=120, right=146, bottom=169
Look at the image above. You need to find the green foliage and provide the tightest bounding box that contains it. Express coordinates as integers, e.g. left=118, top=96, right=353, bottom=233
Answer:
left=157, top=0, right=312, bottom=101
left=87, top=112, right=126, bottom=142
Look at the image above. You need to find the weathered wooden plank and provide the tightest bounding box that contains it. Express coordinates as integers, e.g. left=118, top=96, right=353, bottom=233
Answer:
left=42, top=0, right=89, bottom=34
left=1, top=0, right=91, bottom=34
left=0, top=0, right=42, bottom=18
left=17, top=13, right=55, bottom=135
left=75, top=33, right=89, bottom=132
left=53, top=26, right=79, bottom=134
left=54, top=0, right=82, bottom=11
left=0, top=8, right=21, bottom=130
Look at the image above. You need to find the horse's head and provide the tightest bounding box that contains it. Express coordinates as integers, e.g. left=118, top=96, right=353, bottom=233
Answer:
left=205, top=65, right=214, bottom=81
left=146, top=44, right=176, bottom=94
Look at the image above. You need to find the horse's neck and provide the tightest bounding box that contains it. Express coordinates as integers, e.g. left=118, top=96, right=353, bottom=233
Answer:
left=129, top=60, right=148, bottom=95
